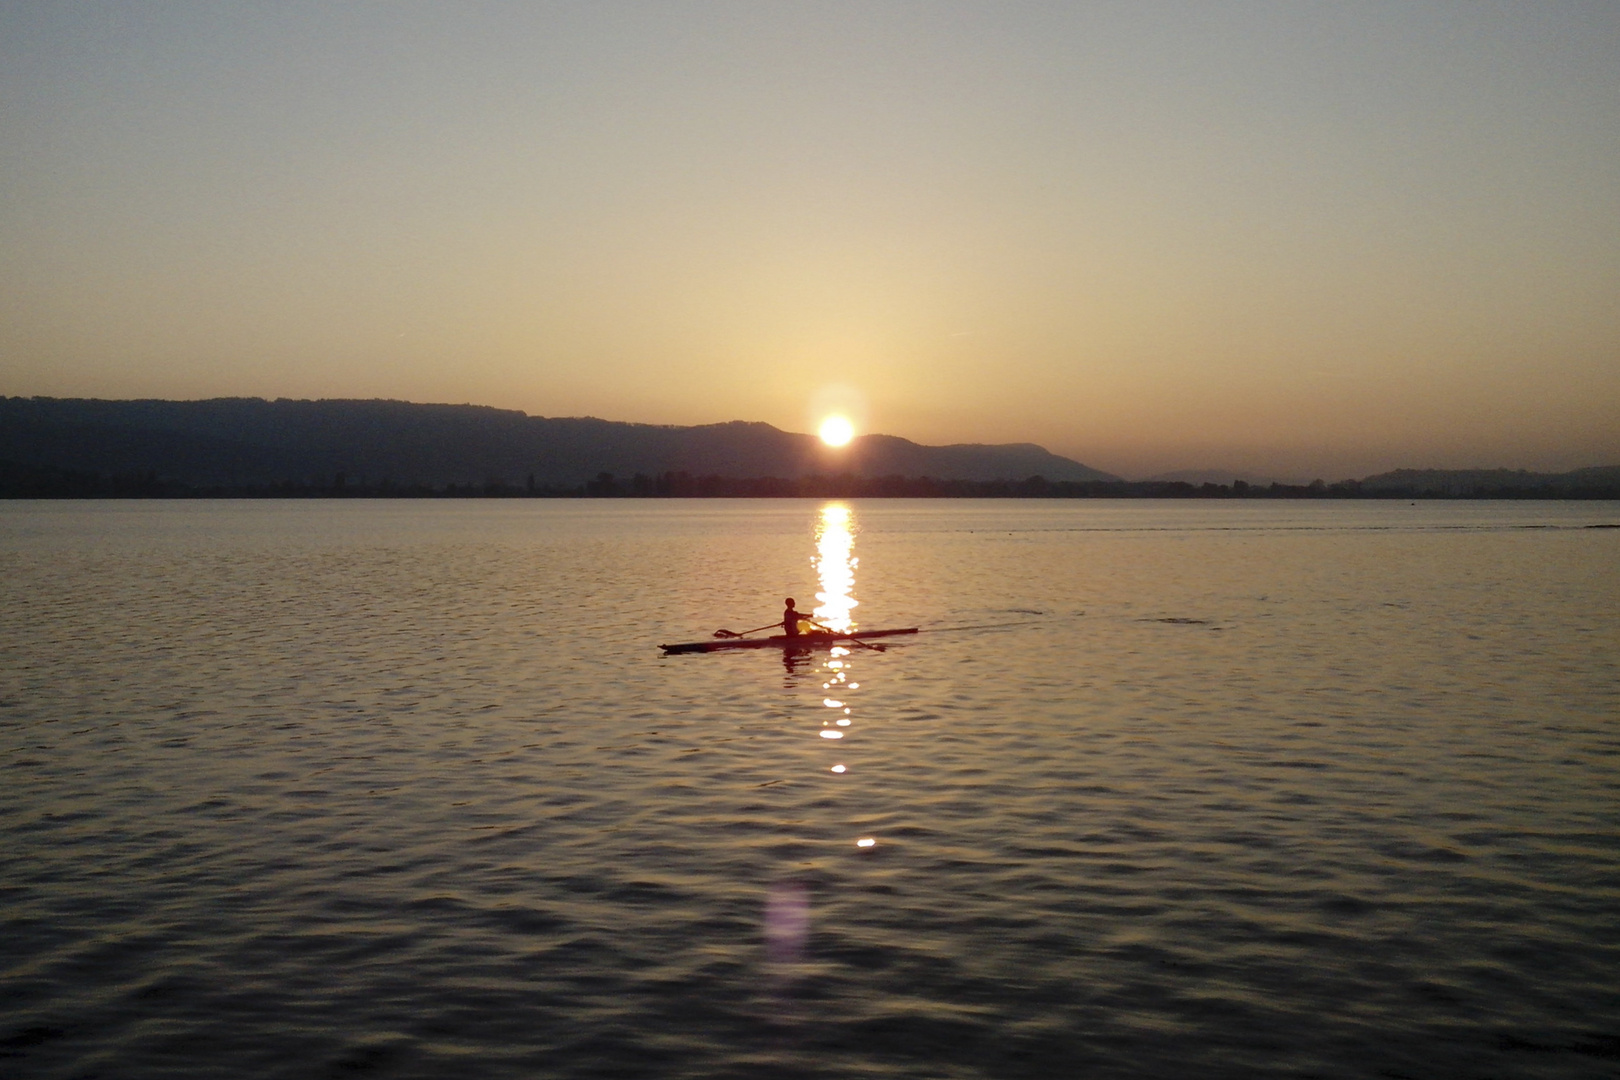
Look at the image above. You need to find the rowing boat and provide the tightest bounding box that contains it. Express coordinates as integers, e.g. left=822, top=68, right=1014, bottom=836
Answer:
left=660, top=628, right=918, bottom=654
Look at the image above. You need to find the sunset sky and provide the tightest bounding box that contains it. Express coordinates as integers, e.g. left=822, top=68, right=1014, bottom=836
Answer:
left=2, top=2, right=1616, bottom=479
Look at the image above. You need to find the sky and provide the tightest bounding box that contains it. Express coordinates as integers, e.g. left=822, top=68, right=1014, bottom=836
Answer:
left=1, top=1, right=1617, bottom=480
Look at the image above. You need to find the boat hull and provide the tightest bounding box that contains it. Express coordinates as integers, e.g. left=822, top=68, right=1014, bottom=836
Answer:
left=660, top=628, right=918, bottom=654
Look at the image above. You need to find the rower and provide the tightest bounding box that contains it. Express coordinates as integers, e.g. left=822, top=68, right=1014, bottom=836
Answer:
left=782, top=598, right=806, bottom=638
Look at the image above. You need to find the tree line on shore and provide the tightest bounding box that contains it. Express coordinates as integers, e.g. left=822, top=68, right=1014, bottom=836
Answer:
left=5, top=460, right=1618, bottom=500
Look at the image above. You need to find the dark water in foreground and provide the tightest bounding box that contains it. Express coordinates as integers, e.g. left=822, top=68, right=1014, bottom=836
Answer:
left=3, top=499, right=1618, bottom=1079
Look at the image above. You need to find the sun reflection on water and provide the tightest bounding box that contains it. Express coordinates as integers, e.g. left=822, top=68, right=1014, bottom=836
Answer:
left=806, top=503, right=877, bottom=851
left=812, top=503, right=857, bottom=633
left=768, top=504, right=877, bottom=1014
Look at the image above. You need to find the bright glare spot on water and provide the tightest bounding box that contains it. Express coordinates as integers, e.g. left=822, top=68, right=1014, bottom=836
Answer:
left=856, top=838, right=876, bottom=848
left=831, top=764, right=846, bottom=773
left=820, top=730, right=843, bottom=739
left=836, top=718, right=851, bottom=726
left=818, top=415, right=855, bottom=446
left=813, top=506, right=858, bottom=633
left=824, top=699, right=843, bottom=708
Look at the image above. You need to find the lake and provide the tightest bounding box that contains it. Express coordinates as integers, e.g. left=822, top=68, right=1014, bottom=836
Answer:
left=3, top=498, right=1617, bottom=1079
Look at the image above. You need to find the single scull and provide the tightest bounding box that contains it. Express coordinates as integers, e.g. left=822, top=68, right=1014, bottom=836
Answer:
left=660, top=628, right=918, bottom=654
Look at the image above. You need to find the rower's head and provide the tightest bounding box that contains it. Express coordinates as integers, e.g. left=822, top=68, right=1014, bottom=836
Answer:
left=784, top=598, right=795, bottom=608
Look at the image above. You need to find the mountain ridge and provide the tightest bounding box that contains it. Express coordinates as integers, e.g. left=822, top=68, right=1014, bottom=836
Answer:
left=0, top=396, right=1118, bottom=487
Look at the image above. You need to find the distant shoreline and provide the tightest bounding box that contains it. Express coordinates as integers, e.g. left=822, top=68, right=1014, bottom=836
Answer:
left=5, top=466, right=1619, bottom=501
left=6, top=398, right=1615, bottom=499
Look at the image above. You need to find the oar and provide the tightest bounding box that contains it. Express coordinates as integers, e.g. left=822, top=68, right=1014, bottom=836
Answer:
left=805, top=620, right=886, bottom=651
left=713, top=621, right=780, bottom=639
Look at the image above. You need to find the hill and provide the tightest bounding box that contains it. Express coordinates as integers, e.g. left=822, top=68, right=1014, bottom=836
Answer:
left=0, top=397, right=1117, bottom=489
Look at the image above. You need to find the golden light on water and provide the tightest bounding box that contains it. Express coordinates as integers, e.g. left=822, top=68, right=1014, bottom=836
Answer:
left=818, top=415, right=855, bottom=447
left=806, top=502, right=875, bottom=848
left=811, top=504, right=857, bottom=633
left=763, top=504, right=881, bottom=850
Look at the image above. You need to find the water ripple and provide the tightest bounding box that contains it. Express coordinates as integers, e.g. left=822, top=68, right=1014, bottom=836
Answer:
left=1, top=499, right=1617, bottom=1078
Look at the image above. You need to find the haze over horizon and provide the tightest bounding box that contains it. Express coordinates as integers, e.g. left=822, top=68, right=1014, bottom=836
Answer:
left=3, top=2, right=1617, bottom=480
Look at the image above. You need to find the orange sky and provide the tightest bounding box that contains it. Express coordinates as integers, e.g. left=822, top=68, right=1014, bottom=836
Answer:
left=2, top=3, right=1616, bottom=479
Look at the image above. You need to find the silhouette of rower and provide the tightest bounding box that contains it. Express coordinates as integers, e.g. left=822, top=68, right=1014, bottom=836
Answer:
left=782, top=598, right=808, bottom=638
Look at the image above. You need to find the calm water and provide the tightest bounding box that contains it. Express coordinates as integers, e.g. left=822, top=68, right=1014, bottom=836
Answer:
left=3, top=499, right=1618, bottom=1079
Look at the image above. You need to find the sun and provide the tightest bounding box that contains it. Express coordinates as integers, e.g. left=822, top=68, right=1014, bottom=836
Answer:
left=818, top=415, right=855, bottom=447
